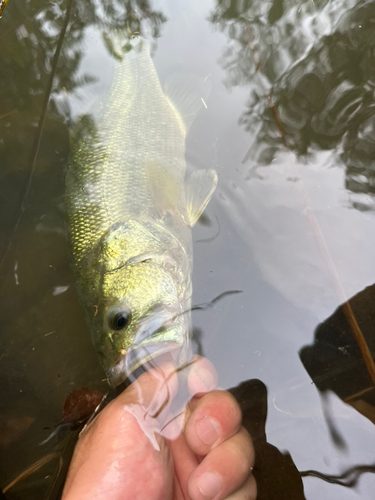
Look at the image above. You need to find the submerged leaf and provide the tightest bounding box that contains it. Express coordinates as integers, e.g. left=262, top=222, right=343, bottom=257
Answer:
left=63, top=388, right=104, bottom=424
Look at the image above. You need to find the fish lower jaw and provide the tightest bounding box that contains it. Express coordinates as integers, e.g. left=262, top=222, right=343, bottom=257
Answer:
left=106, top=341, right=184, bottom=387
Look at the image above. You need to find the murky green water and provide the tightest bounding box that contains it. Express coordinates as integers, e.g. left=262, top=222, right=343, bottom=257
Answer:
left=1, top=0, right=375, bottom=498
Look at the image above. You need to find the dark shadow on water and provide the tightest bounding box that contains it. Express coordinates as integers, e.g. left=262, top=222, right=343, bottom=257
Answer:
left=297, top=283, right=375, bottom=491
left=229, top=379, right=306, bottom=500
left=196, top=214, right=221, bottom=244
left=225, top=282, right=375, bottom=498
left=229, top=374, right=375, bottom=498
left=300, top=284, right=375, bottom=426
left=319, top=390, right=348, bottom=451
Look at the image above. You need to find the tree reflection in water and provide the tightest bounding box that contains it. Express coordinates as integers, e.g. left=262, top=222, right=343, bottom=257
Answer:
left=209, top=0, right=375, bottom=210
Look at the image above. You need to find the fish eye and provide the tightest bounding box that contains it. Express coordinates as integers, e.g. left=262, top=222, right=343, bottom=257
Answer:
left=109, top=310, right=131, bottom=331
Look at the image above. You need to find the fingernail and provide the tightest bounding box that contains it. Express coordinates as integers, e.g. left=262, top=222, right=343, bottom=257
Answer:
left=196, top=417, right=221, bottom=446
left=197, top=472, right=223, bottom=499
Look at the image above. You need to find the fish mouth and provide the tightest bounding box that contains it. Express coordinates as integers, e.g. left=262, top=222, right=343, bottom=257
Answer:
left=106, top=307, right=191, bottom=387
left=106, top=341, right=185, bottom=387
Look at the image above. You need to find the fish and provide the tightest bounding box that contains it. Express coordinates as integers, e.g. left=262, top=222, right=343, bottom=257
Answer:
left=66, top=40, right=217, bottom=386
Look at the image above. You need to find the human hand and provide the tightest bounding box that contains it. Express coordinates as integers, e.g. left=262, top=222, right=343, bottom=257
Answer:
left=62, top=356, right=256, bottom=500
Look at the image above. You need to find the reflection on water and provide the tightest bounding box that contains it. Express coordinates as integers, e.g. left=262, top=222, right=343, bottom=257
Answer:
left=230, top=379, right=306, bottom=500
left=210, top=0, right=375, bottom=211
left=213, top=0, right=375, bottom=318
left=301, top=284, right=375, bottom=425
left=1, top=0, right=375, bottom=498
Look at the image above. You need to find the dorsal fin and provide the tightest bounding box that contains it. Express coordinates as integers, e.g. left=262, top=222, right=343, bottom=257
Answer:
left=164, top=74, right=211, bottom=134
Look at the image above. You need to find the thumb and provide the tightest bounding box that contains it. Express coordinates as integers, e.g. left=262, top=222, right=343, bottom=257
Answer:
left=115, top=357, right=180, bottom=448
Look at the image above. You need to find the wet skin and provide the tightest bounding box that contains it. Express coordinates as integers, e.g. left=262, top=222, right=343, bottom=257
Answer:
left=62, top=357, right=256, bottom=500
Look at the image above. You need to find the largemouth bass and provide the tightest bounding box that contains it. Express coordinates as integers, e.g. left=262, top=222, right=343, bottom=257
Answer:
left=66, top=41, right=217, bottom=386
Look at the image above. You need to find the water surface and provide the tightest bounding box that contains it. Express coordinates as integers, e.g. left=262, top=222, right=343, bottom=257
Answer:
left=1, top=0, right=375, bottom=498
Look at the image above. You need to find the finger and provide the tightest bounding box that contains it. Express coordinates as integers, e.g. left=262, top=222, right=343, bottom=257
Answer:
left=98, top=359, right=179, bottom=449
left=185, top=390, right=242, bottom=456
left=187, top=427, right=255, bottom=500
left=173, top=475, right=187, bottom=500
left=63, top=394, right=173, bottom=499
left=188, top=356, right=218, bottom=396
left=224, top=474, right=257, bottom=500
left=160, top=356, right=218, bottom=439
left=169, top=432, right=199, bottom=500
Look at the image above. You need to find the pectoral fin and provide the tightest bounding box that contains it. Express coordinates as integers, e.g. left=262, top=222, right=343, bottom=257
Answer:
left=185, top=169, right=218, bottom=227
left=146, top=160, right=180, bottom=217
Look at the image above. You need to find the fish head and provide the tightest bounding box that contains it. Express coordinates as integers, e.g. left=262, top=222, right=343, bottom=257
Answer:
left=88, top=220, right=192, bottom=386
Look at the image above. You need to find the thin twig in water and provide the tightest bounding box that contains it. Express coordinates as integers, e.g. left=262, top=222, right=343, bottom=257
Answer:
left=2, top=453, right=60, bottom=494
left=0, top=110, right=16, bottom=121
left=43, top=453, right=64, bottom=500
left=0, top=0, right=74, bottom=271
left=192, top=290, right=242, bottom=311
left=300, top=462, right=375, bottom=487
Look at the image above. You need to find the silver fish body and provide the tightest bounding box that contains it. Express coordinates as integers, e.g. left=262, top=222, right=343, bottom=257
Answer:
left=67, top=42, right=217, bottom=386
